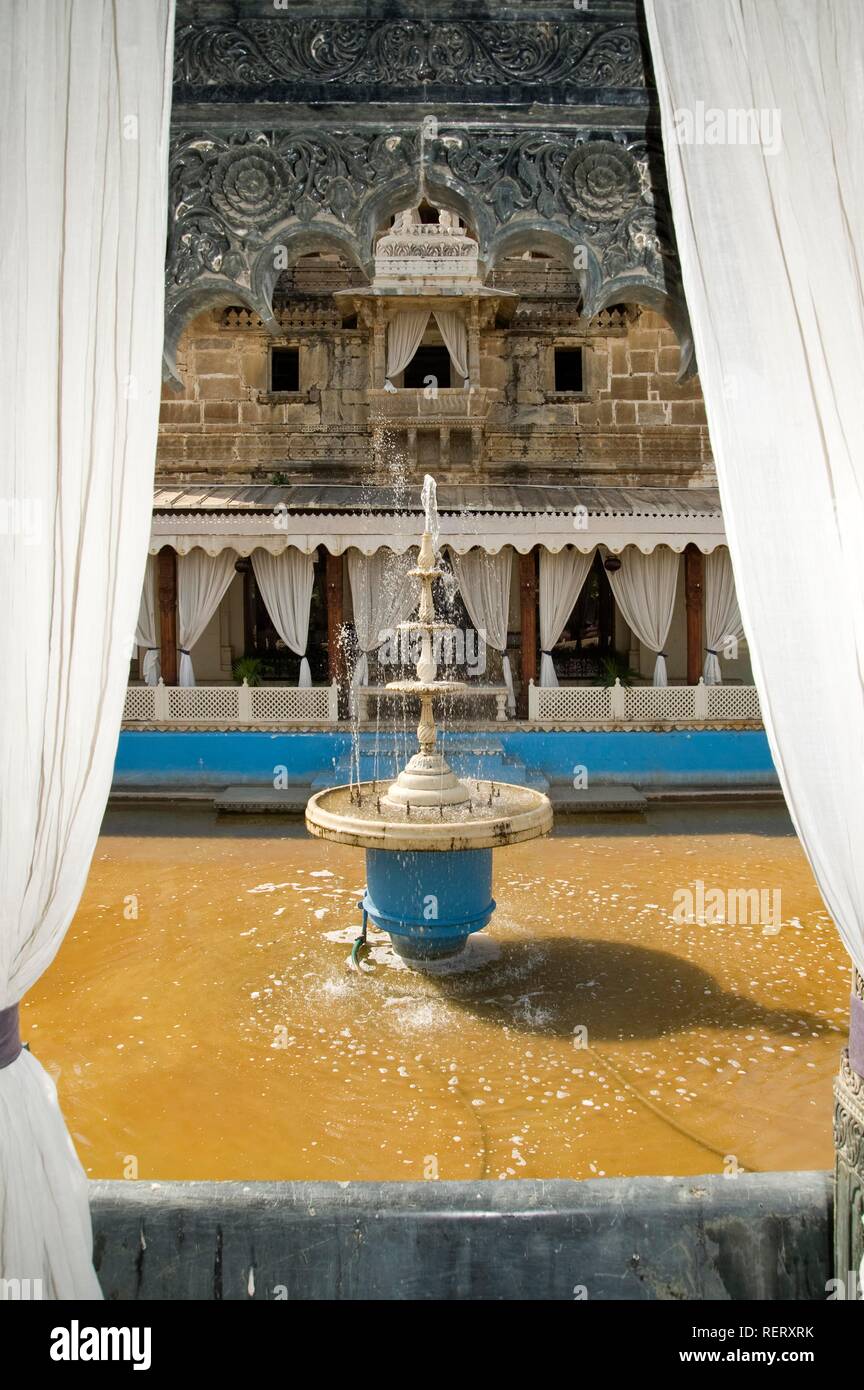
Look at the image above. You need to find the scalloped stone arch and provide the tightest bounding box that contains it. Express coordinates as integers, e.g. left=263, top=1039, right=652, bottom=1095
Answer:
left=249, top=224, right=368, bottom=313
left=162, top=281, right=271, bottom=383
left=358, top=174, right=495, bottom=276
left=584, top=276, right=696, bottom=381
left=485, top=222, right=602, bottom=305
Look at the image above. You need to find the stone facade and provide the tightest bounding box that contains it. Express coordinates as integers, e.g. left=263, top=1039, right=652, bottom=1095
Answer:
left=161, top=0, right=705, bottom=488
left=159, top=296, right=711, bottom=486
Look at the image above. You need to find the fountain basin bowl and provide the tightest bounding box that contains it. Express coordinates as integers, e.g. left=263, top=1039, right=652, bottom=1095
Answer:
left=305, top=779, right=553, bottom=852
left=363, top=847, right=494, bottom=961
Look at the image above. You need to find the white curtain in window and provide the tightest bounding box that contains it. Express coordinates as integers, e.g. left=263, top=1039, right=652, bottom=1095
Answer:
left=385, top=310, right=430, bottom=383
left=347, top=549, right=418, bottom=688
left=433, top=309, right=469, bottom=383
left=0, top=0, right=174, bottom=1297
left=251, top=549, right=315, bottom=686
left=135, top=554, right=160, bottom=685
left=451, top=548, right=516, bottom=713
left=177, top=550, right=237, bottom=687
left=645, top=0, right=864, bottom=978
left=606, top=547, right=679, bottom=686
left=539, top=548, right=596, bottom=687
left=703, top=548, right=743, bottom=686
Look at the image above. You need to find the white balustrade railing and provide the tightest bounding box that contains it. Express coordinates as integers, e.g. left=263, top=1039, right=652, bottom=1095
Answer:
left=528, top=678, right=761, bottom=726
left=124, top=679, right=339, bottom=727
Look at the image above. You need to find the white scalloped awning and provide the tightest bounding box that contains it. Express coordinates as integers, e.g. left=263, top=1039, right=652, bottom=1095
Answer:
left=149, top=484, right=726, bottom=557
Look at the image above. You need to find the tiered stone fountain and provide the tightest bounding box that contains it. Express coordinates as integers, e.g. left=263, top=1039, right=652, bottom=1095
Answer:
left=305, top=477, right=552, bottom=967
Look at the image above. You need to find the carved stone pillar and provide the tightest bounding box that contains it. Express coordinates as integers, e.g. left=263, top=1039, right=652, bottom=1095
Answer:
left=518, top=549, right=538, bottom=718
left=684, top=543, right=704, bottom=687
left=372, top=301, right=386, bottom=389
left=834, top=967, right=864, bottom=1298
left=157, top=545, right=178, bottom=686
left=467, top=300, right=481, bottom=387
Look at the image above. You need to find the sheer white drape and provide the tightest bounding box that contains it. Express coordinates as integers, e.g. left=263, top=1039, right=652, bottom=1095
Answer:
left=703, top=548, right=743, bottom=686
left=645, top=0, right=864, bottom=975
left=539, top=548, right=596, bottom=687
left=251, top=549, right=315, bottom=687
left=347, top=549, right=418, bottom=688
left=451, top=548, right=516, bottom=712
left=606, top=547, right=679, bottom=686
left=177, top=551, right=237, bottom=687
left=385, top=310, right=430, bottom=382
left=0, top=0, right=174, bottom=1296
left=433, top=309, right=468, bottom=383
left=135, top=555, right=160, bottom=685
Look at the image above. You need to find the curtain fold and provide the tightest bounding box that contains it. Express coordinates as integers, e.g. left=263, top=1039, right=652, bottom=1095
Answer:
left=539, top=548, right=596, bottom=687
left=606, top=547, right=679, bottom=686
left=251, top=549, right=315, bottom=687
left=0, top=0, right=175, bottom=1296
left=135, top=554, right=160, bottom=685
left=177, top=550, right=237, bottom=687
left=450, top=548, right=516, bottom=712
left=385, top=310, right=430, bottom=383
left=433, top=309, right=469, bottom=383
left=645, top=0, right=864, bottom=975
left=703, top=548, right=743, bottom=686
left=347, top=549, right=418, bottom=689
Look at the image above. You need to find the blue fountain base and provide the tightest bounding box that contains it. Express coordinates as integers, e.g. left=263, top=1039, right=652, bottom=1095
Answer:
left=362, top=848, right=495, bottom=962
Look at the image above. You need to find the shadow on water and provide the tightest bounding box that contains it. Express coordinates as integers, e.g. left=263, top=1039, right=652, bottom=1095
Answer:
left=418, top=937, right=835, bottom=1045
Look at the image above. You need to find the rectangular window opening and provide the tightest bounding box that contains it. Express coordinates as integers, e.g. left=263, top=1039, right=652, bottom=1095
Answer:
left=554, top=346, right=584, bottom=394
left=271, top=347, right=300, bottom=392
left=403, top=345, right=452, bottom=391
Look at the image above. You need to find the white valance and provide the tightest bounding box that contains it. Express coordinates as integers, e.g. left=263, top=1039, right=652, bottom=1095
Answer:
left=450, top=547, right=516, bottom=712
left=251, top=549, right=315, bottom=686
left=0, top=0, right=174, bottom=1297
left=646, top=0, right=864, bottom=976
left=703, top=547, right=743, bottom=685
left=539, top=549, right=596, bottom=687
left=177, top=550, right=237, bottom=687
left=606, top=546, right=680, bottom=686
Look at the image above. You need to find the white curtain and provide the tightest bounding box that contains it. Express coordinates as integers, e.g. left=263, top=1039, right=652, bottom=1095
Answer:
left=645, top=0, right=864, bottom=977
left=135, top=554, right=160, bottom=686
left=347, top=549, right=418, bottom=688
left=385, top=310, right=430, bottom=382
left=0, top=0, right=174, bottom=1297
left=177, top=550, right=237, bottom=687
left=251, top=549, right=315, bottom=687
left=703, top=548, right=743, bottom=686
left=539, top=548, right=596, bottom=687
left=606, top=547, right=679, bottom=686
left=451, top=548, right=516, bottom=713
left=433, top=309, right=469, bottom=383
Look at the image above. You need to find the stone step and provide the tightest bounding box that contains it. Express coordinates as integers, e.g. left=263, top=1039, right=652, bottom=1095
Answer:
left=214, top=786, right=310, bottom=814
left=549, top=784, right=647, bottom=814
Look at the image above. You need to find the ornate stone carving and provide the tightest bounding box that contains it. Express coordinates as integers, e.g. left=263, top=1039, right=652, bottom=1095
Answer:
left=164, top=124, right=687, bottom=379
left=173, top=19, right=646, bottom=95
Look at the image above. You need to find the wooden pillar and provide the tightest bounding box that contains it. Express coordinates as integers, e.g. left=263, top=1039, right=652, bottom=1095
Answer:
left=325, top=551, right=345, bottom=706
left=157, top=545, right=178, bottom=686
left=518, top=549, right=538, bottom=718
left=684, top=543, right=704, bottom=686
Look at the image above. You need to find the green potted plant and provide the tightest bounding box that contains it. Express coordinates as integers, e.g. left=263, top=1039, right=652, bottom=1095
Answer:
left=232, top=656, right=264, bottom=686
left=598, top=652, right=641, bottom=688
